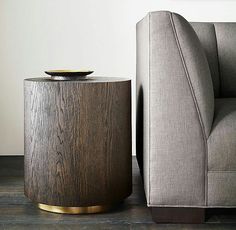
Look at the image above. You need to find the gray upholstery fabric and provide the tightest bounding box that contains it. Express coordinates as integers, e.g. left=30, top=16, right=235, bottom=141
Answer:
left=136, top=10, right=236, bottom=208
left=190, top=22, right=236, bottom=97
left=191, top=23, right=220, bottom=97
left=208, top=172, right=236, bottom=206
left=137, top=11, right=214, bottom=207
left=215, top=23, right=236, bottom=97
left=208, top=98, right=236, bottom=171
left=171, top=14, right=214, bottom=137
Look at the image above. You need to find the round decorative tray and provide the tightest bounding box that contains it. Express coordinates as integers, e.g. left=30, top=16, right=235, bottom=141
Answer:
left=45, top=70, right=93, bottom=80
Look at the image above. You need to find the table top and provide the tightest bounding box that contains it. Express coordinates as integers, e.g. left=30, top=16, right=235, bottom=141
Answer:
left=24, top=77, right=131, bottom=83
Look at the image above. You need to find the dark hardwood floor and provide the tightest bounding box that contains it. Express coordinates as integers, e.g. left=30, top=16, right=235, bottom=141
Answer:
left=0, top=156, right=235, bottom=229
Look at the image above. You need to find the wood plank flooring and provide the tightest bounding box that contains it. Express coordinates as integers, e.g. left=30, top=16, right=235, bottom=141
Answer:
left=0, top=156, right=235, bottom=229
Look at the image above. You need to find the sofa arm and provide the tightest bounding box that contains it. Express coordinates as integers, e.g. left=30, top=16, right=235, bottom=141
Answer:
left=136, top=11, right=214, bottom=207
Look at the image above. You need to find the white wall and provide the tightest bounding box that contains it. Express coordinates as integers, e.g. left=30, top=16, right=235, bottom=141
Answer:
left=0, top=0, right=236, bottom=155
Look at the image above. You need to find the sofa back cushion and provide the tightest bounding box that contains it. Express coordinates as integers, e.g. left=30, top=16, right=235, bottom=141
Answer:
left=191, top=22, right=236, bottom=97
left=215, top=23, right=236, bottom=97
left=191, top=23, right=220, bottom=97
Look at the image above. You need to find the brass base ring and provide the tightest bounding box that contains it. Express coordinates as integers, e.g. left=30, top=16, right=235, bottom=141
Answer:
left=38, top=203, right=112, bottom=214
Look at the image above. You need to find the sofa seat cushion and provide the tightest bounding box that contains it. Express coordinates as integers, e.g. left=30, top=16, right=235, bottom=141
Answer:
left=208, top=98, right=236, bottom=171
left=208, top=171, right=236, bottom=206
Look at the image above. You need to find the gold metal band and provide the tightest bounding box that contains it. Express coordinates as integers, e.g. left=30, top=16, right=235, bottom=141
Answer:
left=38, top=203, right=111, bottom=214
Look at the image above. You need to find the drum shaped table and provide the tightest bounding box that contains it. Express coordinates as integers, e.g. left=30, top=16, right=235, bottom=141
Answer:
left=24, top=77, right=132, bottom=214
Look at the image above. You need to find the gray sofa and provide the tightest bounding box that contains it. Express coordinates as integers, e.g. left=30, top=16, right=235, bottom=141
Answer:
left=136, top=11, right=236, bottom=223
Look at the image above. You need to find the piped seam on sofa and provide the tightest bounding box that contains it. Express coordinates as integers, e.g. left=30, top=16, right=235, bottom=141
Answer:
left=147, top=204, right=236, bottom=208
left=208, top=170, right=236, bottom=173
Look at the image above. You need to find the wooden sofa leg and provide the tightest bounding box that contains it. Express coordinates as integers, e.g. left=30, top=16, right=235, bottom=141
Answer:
left=151, top=207, right=205, bottom=224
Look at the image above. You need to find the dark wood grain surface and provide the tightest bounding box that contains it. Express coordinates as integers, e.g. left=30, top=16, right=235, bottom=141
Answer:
left=24, top=78, right=132, bottom=206
left=151, top=207, right=205, bottom=224
left=0, top=157, right=236, bottom=229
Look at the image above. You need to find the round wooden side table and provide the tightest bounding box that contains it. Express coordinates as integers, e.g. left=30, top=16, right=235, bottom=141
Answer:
left=24, top=77, right=132, bottom=214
